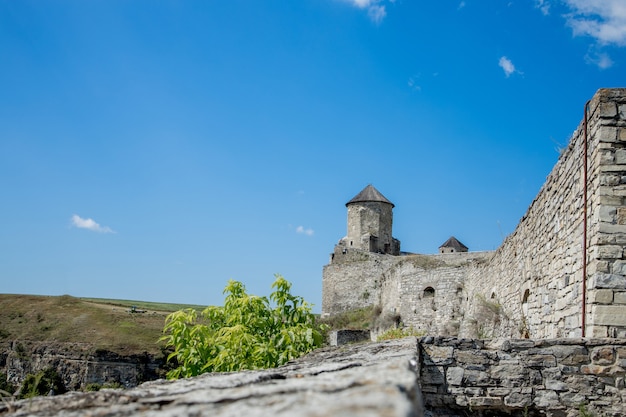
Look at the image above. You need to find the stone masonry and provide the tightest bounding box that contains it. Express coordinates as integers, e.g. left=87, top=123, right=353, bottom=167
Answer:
left=323, top=88, right=626, bottom=341
left=2, top=337, right=625, bottom=417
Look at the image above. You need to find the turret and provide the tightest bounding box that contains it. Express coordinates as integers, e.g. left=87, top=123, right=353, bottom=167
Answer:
left=339, top=185, right=400, bottom=255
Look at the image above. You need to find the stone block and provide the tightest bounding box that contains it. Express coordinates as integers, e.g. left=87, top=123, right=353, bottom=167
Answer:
left=592, top=305, right=626, bottom=326
left=504, top=391, right=532, bottom=408
left=454, top=350, right=490, bottom=365
left=620, top=104, right=626, bottom=119
left=596, top=245, right=623, bottom=259
left=581, top=364, right=608, bottom=375
left=616, top=149, right=626, bottom=165
left=589, top=325, right=608, bottom=338
left=599, top=206, right=617, bottom=222
left=422, top=345, right=454, bottom=365
left=549, top=345, right=589, bottom=365
left=611, top=260, right=626, bottom=274
left=454, top=395, right=469, bottom=407
left=595, top=260, right=610, bottom=273
left=533, top=389, right=562, bottom=409
left=598, top=222, right=626, bottom=234
left=564, top=315, right=579, bottom=329
left=599, top=103, right=618, bottom=119
left=486, top=387, right=511, bottom=396
left=329, top=329, right=371, bottom=346
left=545, top=379, right=568, bottom=391
left=613, top=291, right=626, bottom=304
left=592, top=273, right=626, bottom=289
left=620, top=127, right=626, bottom=141
left=446, top=366, right=463, bottom=386
left=463, top=387, right=484, bottom=396
left=462, top=369, right=491, bottom=386
left=525, top=354, right=557, bottom=368
left=590, top=289, right=614, bottom=304
left=559, top=391, right=588, bottom=407
left=600, top=149, right=615, bottom=164
left=506, top=340, right=535, bottom=350
left=468, top=397, right=504, bottom=408
left=593, top=347, right=616, bottom=365
left=421, top=366, right=445, bottom=385
left=600, top=173, right=621, bottom=185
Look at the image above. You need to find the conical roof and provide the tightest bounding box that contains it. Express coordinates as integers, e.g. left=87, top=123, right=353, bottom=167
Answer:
left=346, top=185, right=394, bottom=207
left=438, top=236, right=468, bottom=251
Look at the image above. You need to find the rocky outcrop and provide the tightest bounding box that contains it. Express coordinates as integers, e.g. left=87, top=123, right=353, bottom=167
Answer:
left=1, top=341, right=165, bottom=392
left=2, top=337, right=626, bottom=417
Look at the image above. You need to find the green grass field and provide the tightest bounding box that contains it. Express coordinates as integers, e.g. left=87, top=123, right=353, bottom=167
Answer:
left=0, top=294, right=206, bottom=355
left=79, top=297, right=205, bottom=313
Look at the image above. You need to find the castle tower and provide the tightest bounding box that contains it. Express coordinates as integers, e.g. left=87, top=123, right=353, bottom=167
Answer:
left=341, top=185, right=400, bottom=255
left=438, top=236, right=468, bottom=253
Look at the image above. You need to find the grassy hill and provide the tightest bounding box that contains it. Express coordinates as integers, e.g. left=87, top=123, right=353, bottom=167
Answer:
left=0, top=294, right=205, bottom=355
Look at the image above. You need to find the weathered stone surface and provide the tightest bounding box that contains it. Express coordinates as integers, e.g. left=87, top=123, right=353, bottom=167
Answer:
left=592, top=273, right=626, bottom=289
left=420, top=337, right=626, bottom=416
left=445, top=367, right=463, bottom=386
left=533, top=390, right=562, bottom=409
left=614, top=291, right=626, bottom=304
left=422, top=345, right=454, bottom=365
left=0, top=338, right=422, bottom=417
left=468, top=396, right=503, bottom=407
left=329, top=329, right=371, bottom=346
left=592, top=305, right=626, bottom=326
left=591, top=346, right=615, bottom=365
left=4, top=337, right=626, bottom=417
left=590, top=289, right=614, bottom=304
left=1, top=341, right=164, bottom=391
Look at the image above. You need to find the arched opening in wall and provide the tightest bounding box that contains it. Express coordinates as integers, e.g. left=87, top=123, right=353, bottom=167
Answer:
left=423, top=287, right=436, bottom=311
left=490, top=292, right=496, bottom=299
left=521, top=289, right=530, bottom=338
left=522, top=289, right=530, bottom=315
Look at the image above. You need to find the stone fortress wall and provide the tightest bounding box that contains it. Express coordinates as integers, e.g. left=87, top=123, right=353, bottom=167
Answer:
left=322, top=88, right=626, bottom=340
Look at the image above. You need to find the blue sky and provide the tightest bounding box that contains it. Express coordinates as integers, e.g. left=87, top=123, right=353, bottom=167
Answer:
left=1, top=0, right=624, bottom=311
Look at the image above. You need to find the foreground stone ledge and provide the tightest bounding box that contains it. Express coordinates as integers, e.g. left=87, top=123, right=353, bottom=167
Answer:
left=3, top=337, right=626, bottom=417
left=0, top=338, right=422, bottom=417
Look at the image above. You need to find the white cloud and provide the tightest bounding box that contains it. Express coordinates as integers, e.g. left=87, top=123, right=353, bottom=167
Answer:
left=535, top=0, right=550, bottom=16
left=296, top=226, right=314, bottom=236
left=368, top=5, right=387, bottom=24
left=344, top=0, right=392, bottom=24
left=407, top=75, right=421, bottom=91
left=352, top=0, right=373, bottom=7
left=498, top=56, right=517, bottom=77
left=563, top=0, right=626, bottom=46
left=71, top=214, right=115, bottom=233
left=585, top=48, right=614, bottom=69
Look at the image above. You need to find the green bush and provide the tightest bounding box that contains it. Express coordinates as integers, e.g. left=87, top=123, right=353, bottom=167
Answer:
left=0, top=372, right=15, bottom=396
left=84, top=381, right=123, bottom=392
left=160, top=275, right=326, bottom=379
left=19, top=368, right=66, bottom=399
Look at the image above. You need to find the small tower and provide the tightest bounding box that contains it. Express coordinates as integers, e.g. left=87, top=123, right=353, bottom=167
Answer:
left=438, top=236, right=468, bottom=253
left=340, top=185, right=400, bottom=255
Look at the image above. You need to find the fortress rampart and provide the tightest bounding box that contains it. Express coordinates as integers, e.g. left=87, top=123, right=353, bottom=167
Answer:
left=322, top=88, right=626, bottom=340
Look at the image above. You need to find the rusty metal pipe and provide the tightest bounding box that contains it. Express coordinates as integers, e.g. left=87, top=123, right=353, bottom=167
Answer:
left=582, top=99, right=590, bottom=337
